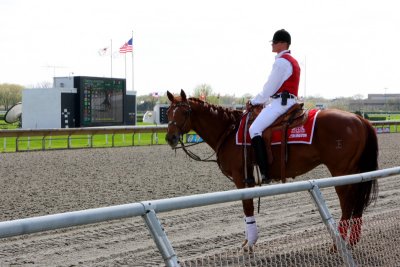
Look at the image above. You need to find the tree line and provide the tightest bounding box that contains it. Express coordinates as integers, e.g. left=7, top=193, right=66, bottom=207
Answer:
left=0, top=83, right=23, bottom=111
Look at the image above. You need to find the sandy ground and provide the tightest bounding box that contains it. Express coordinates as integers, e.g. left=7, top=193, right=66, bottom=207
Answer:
left=0, top=133, right=399, bottom=266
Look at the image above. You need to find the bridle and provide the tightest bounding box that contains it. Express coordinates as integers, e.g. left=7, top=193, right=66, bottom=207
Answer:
left=168, top=101, right=192, bottom=136
left=167, top=99, right=241, bottom=184
left=168, top=100, right=219, bottom=164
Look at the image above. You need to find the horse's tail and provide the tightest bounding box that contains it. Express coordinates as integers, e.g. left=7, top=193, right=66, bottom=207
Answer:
left=353, top=118, right=379, bottom=215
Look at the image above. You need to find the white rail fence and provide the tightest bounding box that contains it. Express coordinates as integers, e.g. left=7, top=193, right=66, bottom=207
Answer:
left=0, top=167, right=400, bottom=266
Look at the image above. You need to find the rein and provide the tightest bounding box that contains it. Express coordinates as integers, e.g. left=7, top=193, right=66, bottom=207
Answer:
left=176, top=124, right=237, bottom=184
left=169, top=99, right=237, bottom=183
left=177, top=139, right=217, bottom=163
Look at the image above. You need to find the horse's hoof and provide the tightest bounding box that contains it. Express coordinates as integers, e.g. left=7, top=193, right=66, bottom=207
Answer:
left=242, top=244, right=255, bottom=253
left=329, top=244, right=338, bottom=254
left=241, top=239, right=256, bottom=253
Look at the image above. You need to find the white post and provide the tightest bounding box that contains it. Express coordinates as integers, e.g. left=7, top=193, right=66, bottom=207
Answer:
left=308, top=182, right=355, bottom=266
left=131, top=31, right=134, bottom=92
left=110, top=39, right=113, bottom=78
left=142, top=209, right=180, bottom=267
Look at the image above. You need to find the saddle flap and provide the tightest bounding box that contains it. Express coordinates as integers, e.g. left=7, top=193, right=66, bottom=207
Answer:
left=270, top=102, right=305, bottom=128
left=263, top=104, right=308, bottom=168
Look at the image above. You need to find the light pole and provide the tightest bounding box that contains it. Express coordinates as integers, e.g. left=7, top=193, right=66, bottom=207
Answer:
left=384, top=87, right=388, bottom=112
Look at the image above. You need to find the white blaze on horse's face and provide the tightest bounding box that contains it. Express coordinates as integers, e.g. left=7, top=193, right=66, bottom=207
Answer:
left=173, top=106, right=179, bottom=118
left=166, top=102, right=191, bottom=148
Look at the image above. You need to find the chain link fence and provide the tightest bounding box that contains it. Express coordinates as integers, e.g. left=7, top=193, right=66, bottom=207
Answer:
left=180, top=209, right=400, bottom=267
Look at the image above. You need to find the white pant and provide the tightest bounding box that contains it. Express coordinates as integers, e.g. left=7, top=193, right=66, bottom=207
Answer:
left=249, top=98, right=297, bottom=138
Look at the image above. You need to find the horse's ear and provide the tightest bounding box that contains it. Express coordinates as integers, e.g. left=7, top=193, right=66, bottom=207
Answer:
left=167, top=91, right=174, bottom=102
left=180, top=89, right=187, bottom=101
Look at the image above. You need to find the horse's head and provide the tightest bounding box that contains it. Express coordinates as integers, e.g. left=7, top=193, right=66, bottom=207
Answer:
left=165, top=89, right=193, bottom=148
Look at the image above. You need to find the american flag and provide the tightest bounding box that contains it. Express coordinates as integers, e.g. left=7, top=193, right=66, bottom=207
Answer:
left=119, top=38, right=133, bottom=53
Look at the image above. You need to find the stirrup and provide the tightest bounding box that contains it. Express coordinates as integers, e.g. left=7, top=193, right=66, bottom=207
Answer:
left=254, top=164, right=271, bottom=184
left=253, top=165, right=271, bottom=185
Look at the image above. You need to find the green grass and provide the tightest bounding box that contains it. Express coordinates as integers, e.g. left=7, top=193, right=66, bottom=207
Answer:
left=1, top=115, right=399, bottom=152
left=0, top=120, right=171, bottom=152
left=0, top=132, right=169, bottom=152
left=368, top=114, right=400, bottom=120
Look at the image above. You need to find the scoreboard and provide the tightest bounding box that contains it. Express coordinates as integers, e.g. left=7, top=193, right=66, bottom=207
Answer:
left=159, top=106, right=168, bottom=124
left=74, top=76, right=125, bottom=127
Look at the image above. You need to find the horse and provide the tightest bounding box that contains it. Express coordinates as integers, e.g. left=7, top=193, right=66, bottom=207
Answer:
left=165, top=89, right=378, bottom=248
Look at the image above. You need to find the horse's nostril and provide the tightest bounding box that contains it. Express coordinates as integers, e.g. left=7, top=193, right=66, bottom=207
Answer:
left=166, top=134, right=179, bottom=147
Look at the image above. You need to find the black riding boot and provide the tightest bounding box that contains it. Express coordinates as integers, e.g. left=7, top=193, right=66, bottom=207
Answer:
left=251, top=135, right=271, bottom=184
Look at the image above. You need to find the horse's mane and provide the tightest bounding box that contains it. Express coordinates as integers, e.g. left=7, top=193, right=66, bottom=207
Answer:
left=188, top=97, right=243, bottom=126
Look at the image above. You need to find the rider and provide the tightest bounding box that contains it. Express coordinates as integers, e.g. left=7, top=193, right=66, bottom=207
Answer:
left=247, top=29, right=301, bottom=184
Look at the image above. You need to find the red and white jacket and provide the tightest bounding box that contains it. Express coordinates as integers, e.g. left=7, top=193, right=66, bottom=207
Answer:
left=251, top=50, right=301, bottom=105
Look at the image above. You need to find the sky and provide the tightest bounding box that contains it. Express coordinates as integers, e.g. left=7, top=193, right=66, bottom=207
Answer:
left=1, top=0, right=399, bottom=99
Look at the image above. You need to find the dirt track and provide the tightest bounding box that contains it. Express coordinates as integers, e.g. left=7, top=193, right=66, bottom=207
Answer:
left=0, top=133, right=399, bottom=266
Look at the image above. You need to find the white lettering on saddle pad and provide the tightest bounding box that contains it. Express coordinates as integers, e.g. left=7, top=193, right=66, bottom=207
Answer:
left=289, top=126, right=307, bottom=138
left=271, top=109, right=320, bottom=145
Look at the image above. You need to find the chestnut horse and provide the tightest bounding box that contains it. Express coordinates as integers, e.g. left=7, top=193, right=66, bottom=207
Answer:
left=166, top=90, right=378, bottom=248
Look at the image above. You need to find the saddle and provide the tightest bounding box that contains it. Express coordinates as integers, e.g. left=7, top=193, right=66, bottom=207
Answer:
left=250, top=103, right=307, bottom=182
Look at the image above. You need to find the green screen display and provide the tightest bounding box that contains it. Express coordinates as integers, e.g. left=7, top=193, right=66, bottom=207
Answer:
left=76, top=77, right=125, bottom=127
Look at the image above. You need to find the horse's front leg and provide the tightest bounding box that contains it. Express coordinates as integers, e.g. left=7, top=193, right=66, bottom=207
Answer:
left=242, top=198, right=258, bottom=248
left=232, top=168, right=258, bottom=248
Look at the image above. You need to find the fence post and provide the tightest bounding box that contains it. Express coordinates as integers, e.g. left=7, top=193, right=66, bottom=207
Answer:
left=308, top=181, right=356, bottom=266
left=142, top=208, right=180, bottom=267
left=41, top=136, right=46, bottom=151
left=67, top=135, right=71, bottom=149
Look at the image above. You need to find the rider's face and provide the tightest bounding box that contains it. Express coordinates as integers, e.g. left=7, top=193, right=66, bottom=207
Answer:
left=271, top=41, right=288, bottom=53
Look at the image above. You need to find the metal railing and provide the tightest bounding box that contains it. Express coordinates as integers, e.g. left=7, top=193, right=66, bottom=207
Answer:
left=0, top=121, right=399, bottom=152
left=0, top=167, right=399, bottom=266
left=0, top=125, right=168, bottom=151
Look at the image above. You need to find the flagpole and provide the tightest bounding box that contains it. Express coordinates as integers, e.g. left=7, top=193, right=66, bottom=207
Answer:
left=131, top=30, right=134, bottom=92
left=124, top=53, right=127, bottom=81
left=110, top=39, right=113, bottom=78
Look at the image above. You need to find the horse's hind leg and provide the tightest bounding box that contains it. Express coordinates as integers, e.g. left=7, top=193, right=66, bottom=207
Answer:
left=335, top=184, right=365, bottom=247
left=335, top=185, right=356, bottom=243
left=349, top=216, right=363, bottom=246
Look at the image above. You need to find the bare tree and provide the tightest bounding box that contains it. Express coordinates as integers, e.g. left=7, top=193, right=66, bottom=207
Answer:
left=193, top=84, right=213, bottom=101
left=36, top=81, right=53, bottom=88
left=0, top=83, right=23, bottom=110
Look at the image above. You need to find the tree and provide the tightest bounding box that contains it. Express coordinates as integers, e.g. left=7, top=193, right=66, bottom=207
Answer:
left=193, top=84, right=213, bottom=101
left=0, top=83, right=23, bottom=110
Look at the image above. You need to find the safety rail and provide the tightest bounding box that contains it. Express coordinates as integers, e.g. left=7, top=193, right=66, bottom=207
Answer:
left=0, top=125, right=168, bottom=138
left=0, top=125, right=169, bottom=151
left=0, top=167, right=399, bottom=266
left=0, top=121, right=398, bottom=138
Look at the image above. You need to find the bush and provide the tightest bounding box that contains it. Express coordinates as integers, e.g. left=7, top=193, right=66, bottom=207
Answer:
left=368, top=116, right=387, bottom=121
